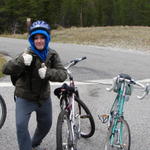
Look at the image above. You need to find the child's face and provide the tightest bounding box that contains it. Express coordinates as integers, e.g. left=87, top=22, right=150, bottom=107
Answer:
left=34, top=34, right=45, bottom=50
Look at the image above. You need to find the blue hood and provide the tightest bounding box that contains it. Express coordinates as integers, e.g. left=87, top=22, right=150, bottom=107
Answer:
left=28, top=29, right=51, bottom=61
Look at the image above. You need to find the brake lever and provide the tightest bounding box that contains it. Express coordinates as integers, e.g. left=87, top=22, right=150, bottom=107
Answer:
left=106, top=77, right=117, bottom=92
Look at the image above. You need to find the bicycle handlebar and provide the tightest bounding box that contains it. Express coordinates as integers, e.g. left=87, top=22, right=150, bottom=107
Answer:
left=137, top=83, right=150, bottom=99
left=65, top=56, right=87, bottom=70
left=106, top=74, right=149, bottom=99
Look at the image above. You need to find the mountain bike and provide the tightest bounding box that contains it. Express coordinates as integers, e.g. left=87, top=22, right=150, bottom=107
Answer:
left=99, top=73, right=148, bottom=150
left=0, top=94, right=7, bottom=129
left=54, top=56, right=95, bottom=150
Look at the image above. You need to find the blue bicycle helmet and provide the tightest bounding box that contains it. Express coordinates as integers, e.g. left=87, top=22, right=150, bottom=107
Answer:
left=28, top=20, right=51, bottom=61
left=29, top=20, right=51, bottom=34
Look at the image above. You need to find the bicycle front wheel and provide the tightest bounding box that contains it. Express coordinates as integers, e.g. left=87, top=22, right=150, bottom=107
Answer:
left=56, top=110, right=75, bottom=150
left=0, top=95, right=7, bottom=129
left=75, top=97, right=95, bottom=138
left=105, top=117, right=131, bottom=150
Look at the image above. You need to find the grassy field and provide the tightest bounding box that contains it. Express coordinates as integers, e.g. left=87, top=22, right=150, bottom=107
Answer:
left=1, top=26, right=150, bottom=51
left=51, top=26, right=150, bottom=51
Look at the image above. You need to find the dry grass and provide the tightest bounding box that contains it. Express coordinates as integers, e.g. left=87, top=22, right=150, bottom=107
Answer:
left=0, top=55, right=6, bottom=78
left=51, top=26, right=150, bottom=51
left=1, top=33, right=28, bottom=39
left=1, top=26, right=150, bottom=51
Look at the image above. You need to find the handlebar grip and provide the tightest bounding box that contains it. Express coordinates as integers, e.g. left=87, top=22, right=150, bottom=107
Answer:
left=66, top=56, right=87, bottom=69
left=70, top=56, right=87, bottom=63
left=82, top=56, right=87, bottom=60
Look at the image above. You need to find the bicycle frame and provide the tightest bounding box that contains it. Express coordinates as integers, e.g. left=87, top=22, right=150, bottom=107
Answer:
left=109, top=81, right=128, bottom=147
left=102, top=73, right=149, bottom=150
left=63, top=58, right=84, bottom=138
left=56, top=57, right=86, bottom=149
left=55, top=56, right=96, bottom=150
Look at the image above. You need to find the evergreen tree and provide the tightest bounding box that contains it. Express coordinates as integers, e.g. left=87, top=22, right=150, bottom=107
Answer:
left=100, top=0, right=114, bottom=26
left=0, top=0, right=150, bottom=33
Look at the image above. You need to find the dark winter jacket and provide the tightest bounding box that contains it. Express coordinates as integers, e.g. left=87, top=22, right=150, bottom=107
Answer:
left=2, top=48, right=67, bottom=102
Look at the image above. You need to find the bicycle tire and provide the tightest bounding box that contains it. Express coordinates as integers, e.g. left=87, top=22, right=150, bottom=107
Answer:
left=75, top=96, right=95, bottom=138
left=0, top=95, right=7, bottom=129
left=56, top=110, right=75, bottom=150
left=105, top=117, right=131, bottom=150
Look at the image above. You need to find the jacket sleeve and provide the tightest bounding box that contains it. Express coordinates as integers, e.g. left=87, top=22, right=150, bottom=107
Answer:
left=45, top=52, right=67, bottom=82
left=2, top=54, right=26, bottom=75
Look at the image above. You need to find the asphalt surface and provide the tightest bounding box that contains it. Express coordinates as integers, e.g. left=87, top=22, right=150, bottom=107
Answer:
left=0, top=37, right=150, bottom=150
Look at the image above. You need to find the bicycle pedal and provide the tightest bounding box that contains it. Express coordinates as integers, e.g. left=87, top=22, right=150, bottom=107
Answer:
left=98, top=114, right=109, bottom=123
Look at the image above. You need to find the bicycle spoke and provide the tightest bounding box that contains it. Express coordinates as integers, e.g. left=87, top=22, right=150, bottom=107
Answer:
left=119, top=119, right=130, bottom=150
left=80, top=113, right=92, bottom=136
left=57, top=110, right=74, bottom=150
left=62, top=117, right=70, bottom=149
left=74, top=98, right=95, bottom=138
left=104, top=118, right=130, bottom=150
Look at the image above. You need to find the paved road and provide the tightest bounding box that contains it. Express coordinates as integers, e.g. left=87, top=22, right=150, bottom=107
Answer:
left=0, top=37, right=150, bottom=150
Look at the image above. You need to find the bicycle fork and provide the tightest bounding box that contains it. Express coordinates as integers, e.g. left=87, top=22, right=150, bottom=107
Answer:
left=100, top=113, right=124, bottom=149
left=68, top=95, right=80, bottom=150
left=109, top=119, right=125, bottom=149
left=68, top=116, right=80, bottom=150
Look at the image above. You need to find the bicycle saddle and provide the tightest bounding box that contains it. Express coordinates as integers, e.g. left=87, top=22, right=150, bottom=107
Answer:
left=54, top=83, right=75, bottom=98
left=118, top=73, right=132, bottom=80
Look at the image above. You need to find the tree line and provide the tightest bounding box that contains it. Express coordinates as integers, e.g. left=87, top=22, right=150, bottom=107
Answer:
left=0, top=0, right=150, bottom=34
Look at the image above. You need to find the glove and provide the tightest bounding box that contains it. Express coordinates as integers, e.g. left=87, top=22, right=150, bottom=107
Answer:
left=38, top=63, right=47, bottom=79
left=22, top=53, right=33, bottom=66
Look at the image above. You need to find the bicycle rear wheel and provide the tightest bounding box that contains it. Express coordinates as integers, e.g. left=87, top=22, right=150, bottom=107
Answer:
left=75, top=97, right=95, bottom=138
left=56, top=110, right=76, bottom=150
left=0, top=95, right=7, bottom=129
left=105, top=117, right=131, bottom=150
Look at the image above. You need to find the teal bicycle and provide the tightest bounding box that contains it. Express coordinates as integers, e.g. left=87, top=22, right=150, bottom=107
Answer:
left=99, top=73, right=149, bottom=150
